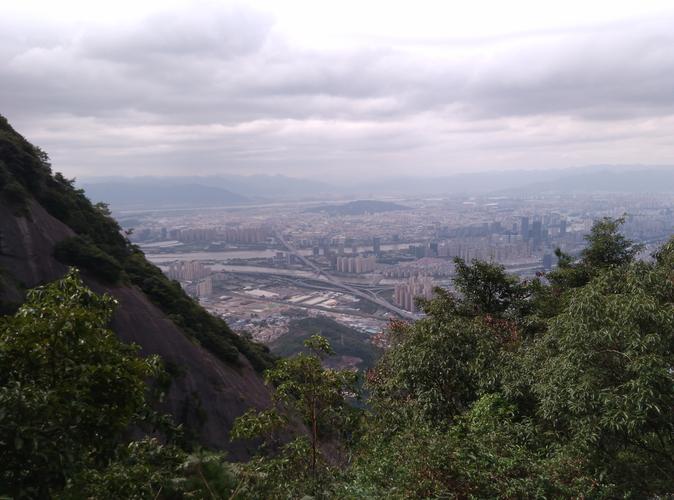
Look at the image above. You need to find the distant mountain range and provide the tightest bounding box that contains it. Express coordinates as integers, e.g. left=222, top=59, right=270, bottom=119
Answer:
left=304, top=199, right=410, bottom=216
left=79, top=166, right=674, bottom=210
left=497, top=168, right=674, bottom=195
left=82, top=182, right=249, bottom=209
left=334, top=166, right=674, bottom=196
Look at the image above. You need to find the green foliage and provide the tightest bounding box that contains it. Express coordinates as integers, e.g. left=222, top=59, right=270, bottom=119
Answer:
left=265, top=335, right=360, bottom=445
left=61, top=438, right=188, bottom=499
left=369, top=302, right=501, bottom=425
left=231, top=408, right=288, bottom=450
left=0, top=270, right=254, bottom=499
left=580, top=216, right=644, bottom=268
left=63, top=440, right=239, bottom=499
left=343, top=396, right=559, bottom=499
left=547, top=216, right=642, bottom=292
left=272, top=316, right=380, bottom=369
left=341, top=228, right=674, bottom=498
left=452, top=257, right=528, bottom=317
left=54, top=236, right=123, bottom=283
left=0, top=270, right=158, bottom=497
left=0, top=176, right=29, bottom=213
left=232, top=335, right=360, bottom=498
left=230, top=436, right=338, bottom=499
left=530, top=263, right=674, bottom=494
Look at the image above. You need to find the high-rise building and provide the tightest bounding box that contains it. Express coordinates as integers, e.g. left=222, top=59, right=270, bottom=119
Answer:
left=167, top=261, right=211, bottom=281
left=412, top=245, right=425, bottom=259
left=520, top=217, right=530, bottom=240
left=531, top=220, right=543, bottom=248
left=394, top=276, right=435, bottom=313
left=221, top=226, right=272, bottom=244
left=560, top=219, right=567, bottom=236
left=372, top=237, right=381, bottom=256
left=196, top=277, right=213, bottom=297
left=335, top=255, right=375, bottom=274
left=542, top=253, right=553, bottom=271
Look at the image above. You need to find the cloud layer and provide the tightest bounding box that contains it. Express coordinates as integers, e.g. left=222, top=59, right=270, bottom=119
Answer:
left=2, top=2, right=674, bottom=178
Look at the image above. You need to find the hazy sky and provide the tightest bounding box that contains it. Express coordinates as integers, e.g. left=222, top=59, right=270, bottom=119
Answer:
left=2, top=0, right=674, bottom=179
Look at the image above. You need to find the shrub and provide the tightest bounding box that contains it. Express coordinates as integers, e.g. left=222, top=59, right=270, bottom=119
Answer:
left=53, top=236, right=123, bottom=284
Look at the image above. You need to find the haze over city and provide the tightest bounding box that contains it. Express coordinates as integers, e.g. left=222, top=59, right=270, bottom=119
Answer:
left=3, top=0, right=674, bottom=179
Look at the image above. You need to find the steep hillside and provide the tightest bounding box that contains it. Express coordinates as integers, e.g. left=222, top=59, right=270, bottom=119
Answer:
left=0, top=115, right=273, bottom=457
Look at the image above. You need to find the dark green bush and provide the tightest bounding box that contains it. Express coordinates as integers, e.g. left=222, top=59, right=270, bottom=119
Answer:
left=53, top=236, right=123, bottom=284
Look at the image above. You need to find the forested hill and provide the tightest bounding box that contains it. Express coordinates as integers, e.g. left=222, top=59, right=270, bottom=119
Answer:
left=0, top=114, right=274, bottom=454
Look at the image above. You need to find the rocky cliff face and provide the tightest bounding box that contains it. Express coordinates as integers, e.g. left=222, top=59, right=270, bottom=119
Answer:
left=0, top=116, right=272, bottom=458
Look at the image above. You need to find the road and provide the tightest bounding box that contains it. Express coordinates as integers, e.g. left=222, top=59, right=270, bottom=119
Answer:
left=274, top=230, right=416, bottom=320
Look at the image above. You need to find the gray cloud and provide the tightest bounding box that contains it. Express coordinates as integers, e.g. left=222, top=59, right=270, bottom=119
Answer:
left=1, top=4, right=674, bottom=178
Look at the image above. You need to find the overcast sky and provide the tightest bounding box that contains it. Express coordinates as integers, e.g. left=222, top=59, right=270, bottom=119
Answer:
left=2, top=0, right=674, bottom=179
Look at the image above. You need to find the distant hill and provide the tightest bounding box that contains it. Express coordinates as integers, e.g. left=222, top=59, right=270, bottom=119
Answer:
left=305, top=199, right=410, bottom=216
left=82, top=181, right=249, bottom=209
left=271, top=316, right=380, bottom=370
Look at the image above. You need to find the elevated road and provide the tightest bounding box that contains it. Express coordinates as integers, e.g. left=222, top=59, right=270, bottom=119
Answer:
left=274, top=230, right=416, bottom=320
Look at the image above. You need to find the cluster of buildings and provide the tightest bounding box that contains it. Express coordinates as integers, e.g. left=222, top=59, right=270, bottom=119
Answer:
left=195, top=276, right=213, bottom=298
left=170, top=228, right=218, bottom=243
left=334, top=255, right=376, bottom=274
left=132, top=225, right=271, bottom=245
left=394, top=275, right=435, bottom=313
left=436, top=239, right=533, bottom=262
left=382, top=258, right=454, bottom=278
left=166, top=260, right=211, bottom=281
left=220, top=226, right=271, bottom=244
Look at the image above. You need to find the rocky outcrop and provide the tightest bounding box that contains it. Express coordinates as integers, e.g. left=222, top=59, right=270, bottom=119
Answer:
left=0, top=199, right=71, bottom=302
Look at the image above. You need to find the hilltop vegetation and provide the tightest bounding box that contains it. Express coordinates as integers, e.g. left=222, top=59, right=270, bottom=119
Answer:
left=271, top=316, right=380, bottom=370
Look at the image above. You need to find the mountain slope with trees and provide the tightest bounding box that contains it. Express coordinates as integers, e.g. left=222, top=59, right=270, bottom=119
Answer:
left=0, top=114, right=274, bottom=456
